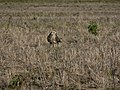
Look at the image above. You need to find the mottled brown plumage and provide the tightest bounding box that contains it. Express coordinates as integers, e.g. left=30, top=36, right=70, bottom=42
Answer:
left=47, top=31, right=62, bottom=46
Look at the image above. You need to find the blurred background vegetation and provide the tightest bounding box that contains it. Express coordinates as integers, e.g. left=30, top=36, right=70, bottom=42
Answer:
left=0, top=0, right=120, bottom=3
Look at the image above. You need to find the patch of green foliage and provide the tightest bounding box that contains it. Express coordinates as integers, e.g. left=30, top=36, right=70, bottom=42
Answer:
left=8, top=74, right=24, bottom=89
left=88, top=22, right=98, bottom=36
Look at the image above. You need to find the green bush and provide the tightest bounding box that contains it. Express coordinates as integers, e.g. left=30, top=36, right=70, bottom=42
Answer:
left=88, top=22, right=98, bottom=36
left=8, top=75, right=23, bottom=89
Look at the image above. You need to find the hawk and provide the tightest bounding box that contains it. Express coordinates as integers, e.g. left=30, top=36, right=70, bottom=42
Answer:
left=47, top=31, right=62, bottom=46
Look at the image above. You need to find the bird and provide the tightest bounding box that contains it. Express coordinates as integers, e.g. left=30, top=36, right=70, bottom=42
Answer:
left=47, top=31, right=62, bottom=47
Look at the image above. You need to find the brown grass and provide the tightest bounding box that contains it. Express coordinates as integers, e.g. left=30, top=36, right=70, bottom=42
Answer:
left=0, top=2, right=120, bottom=90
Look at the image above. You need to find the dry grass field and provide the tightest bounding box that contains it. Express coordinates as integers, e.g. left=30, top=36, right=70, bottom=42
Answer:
left=0, top=1, right=120, bottom=90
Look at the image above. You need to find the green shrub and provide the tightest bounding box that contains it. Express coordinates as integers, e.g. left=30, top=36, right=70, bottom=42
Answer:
left=8, top=75, right=23, bottom=89
left=88, top=22, right=98, bottom=36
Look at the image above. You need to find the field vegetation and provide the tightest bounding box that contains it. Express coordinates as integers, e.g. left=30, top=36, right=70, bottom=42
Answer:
left=0, top=0, right=120, bottom=3
left=0, top=0, right=120, bottom=90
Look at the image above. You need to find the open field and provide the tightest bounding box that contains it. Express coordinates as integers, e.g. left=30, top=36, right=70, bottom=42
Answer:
left=0, top=2, right=120, bottom=90
left=0, top=0, right=120, bottom=3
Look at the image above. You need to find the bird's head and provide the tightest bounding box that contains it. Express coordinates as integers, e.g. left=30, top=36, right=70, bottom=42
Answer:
left=51, top=31, right=57, bottom=35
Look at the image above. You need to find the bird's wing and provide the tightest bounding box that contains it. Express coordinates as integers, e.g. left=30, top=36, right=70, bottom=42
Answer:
left=56, top=35, right=61, bottom=42
left=47, top=33, right=53, bottom=43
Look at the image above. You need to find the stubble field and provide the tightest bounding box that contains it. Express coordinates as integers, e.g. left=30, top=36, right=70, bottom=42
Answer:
left=0, top=2, right=120, bottom=90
